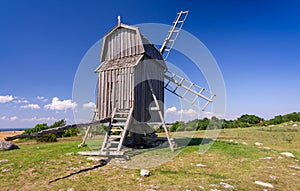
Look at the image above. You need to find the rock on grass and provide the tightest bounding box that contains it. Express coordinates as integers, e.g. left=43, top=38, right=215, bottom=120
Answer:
left=280, top=152, right=295, bottom=158
left=0, top=141, right=19, bottom=151
left=254, top=181, right=274, bottom=188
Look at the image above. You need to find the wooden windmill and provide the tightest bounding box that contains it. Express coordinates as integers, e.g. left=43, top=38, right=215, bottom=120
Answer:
left=81, top=11, right=215, bottom=156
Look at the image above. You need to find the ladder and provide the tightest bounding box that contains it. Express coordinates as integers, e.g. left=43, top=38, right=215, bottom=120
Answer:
left=160, top=10, right=189, bottom=60
left=164, top=70, right=216, bottom=111
left=100, top=108, right=133, bottom=156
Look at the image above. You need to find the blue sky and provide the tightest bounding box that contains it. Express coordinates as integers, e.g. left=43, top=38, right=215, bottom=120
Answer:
left=0, top=0, right=300, bottom=128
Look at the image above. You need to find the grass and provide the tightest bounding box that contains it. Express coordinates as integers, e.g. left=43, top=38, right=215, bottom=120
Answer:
left=0, top=122, right=299, bottom=190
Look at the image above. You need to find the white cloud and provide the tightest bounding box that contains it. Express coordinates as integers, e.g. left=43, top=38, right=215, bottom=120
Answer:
left=0, top=116, right=8, bottom=120
left=177, top=108, right=198, bottom=117
left=22, top=116, right=60, bottom=122
left=166, top=106, right=177, bottom=113
left=0, top=116, right=18, bottom=121
left=0, top=95, right=14, bottom=103
left=83, top=102, right=96, bottom=110
left=166, top=106, right=198, bottom=117
left=165, top=106, right=200, bottom=122
left=13, top=99, right=29, bottom=104
left=10, top=116, right=18, bottom=121
left=13, top=97, right=29, bottom=104
left=44, top=97, right=77, bottom=111
left=21, top=104, right=41, bottom=109
left=36, top=96, right=48, bottom=102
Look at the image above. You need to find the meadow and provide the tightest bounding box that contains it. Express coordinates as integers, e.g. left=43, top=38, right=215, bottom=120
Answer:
left=0, top=122, right=299, bottom=191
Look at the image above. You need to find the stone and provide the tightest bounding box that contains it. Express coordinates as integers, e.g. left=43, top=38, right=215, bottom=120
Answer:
left=254, top=181, right=274, bottom=189
left=0, top=141, right=19, bottom=151
left=292, top=124, right=297, bottom=127
left=260, top=157, right=272, bottom=160
left=0, top=159, right=9, bottom=163
left=288, top=165, right=300, bottom=170
left=220, top=182, right=234, bottom=189
left=140, top=169, right=151, bottom=177
left=196, top=164, right=207, bottom=167
left=280, top=152, right=295, bottom=158
left=87, top=157, right=104, bottom=162
left=269, top=175, right=276, bottom=180
left=150, top=185, right=160, bottom=189
left=2, top=169, right=10, bottom=173
left=254, top=142, right=263, bottom=146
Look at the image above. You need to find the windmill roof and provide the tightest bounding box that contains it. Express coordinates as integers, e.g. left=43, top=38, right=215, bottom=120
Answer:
left=97, top=23, right=165, bottom=71
left=95, top=55, right=143, bottom=71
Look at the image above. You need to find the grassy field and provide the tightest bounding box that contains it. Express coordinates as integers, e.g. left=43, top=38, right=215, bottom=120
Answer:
left=0, top=122, right=299, bottom=191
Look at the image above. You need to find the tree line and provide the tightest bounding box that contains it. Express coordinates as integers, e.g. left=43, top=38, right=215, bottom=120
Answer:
left=168, top=112, right=300, bottom=132
left=23, top=119, right=78, bottom=142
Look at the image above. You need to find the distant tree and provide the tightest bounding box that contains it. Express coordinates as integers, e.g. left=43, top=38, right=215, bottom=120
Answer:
left=197, top=118, right=209, bottom=130
left=237, top=114, right=263, bottom=124
left=170, top=121, right=185, bottom=132
left=284, top=112, right=300, bottom=122
left=207, top=116, right=222, bottom=130
left=24, top=123, right=48, bottom=134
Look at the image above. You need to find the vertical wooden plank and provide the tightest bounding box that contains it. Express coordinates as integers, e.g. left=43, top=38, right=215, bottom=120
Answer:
left=103, top=71, right=106, bottom=118
left=129, top=67, right=132, bottom=108
left=99, top=72, right=102, bottom=119
left=112, top=70, right=115, bottom=111
left=132, top=32, right=136, bottom=56
left=119, top=29, right=124, bottom=58
left=118, top=69, right=122, bottom=109
left=109, top=70, right=112, bottom=116
left=111, top=32, right=117, bottom=60
left=107, top=37, right=110, bottom=61
left=121, top=68, right=124, bottom=109
left=127, top=29, right=130, bottom=57
left=128, top=29, right=131, bottom=56
left=126, top=68, right=129, bottom=109
left=117, top=30, right=120, bottom=58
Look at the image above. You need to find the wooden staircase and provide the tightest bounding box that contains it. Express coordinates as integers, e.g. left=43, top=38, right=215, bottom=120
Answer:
left=99, top=108, right=133, bottom=156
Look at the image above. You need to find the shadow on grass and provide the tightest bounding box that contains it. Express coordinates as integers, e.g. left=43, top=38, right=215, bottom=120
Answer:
left=48, top=158, right=110, bottom=184
left=175, top=137, right=213, bottom=147
left=124, top=137, right=213, bottom=158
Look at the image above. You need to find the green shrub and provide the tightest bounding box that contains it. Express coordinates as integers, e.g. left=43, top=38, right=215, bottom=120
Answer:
left=185, top=126, right=195, bottom=131
left=36, top=133, right=57, bottom=142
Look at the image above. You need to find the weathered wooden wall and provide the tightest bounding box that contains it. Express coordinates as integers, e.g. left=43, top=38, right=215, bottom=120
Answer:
left=97, top=66, right=135, bottom=120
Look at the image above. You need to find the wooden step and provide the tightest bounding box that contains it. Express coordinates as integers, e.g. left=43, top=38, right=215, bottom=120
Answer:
left=109, top=135, right=121, bottom=139
left=114, top=117, right=127, bottom=121
left=103, top=147, right=118, bottom=151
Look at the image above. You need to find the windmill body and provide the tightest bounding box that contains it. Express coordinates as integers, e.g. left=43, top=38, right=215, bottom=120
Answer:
left=79, top=11, right=215, bottom=156
left=95, top=23, right=165, bottom=124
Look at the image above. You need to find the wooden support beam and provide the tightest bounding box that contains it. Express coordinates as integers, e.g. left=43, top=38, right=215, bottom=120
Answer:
left=5, top=118, right=115, bottom=141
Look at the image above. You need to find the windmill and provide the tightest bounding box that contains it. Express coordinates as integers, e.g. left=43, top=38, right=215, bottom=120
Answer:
left=80, top=11, right=215, bottom=156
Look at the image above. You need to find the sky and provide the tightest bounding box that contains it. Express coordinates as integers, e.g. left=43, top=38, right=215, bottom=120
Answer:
left=0, top=0, right=300, bottom=129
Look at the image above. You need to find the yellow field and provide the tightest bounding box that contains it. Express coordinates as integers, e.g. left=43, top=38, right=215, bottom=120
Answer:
left=0, top=131, right=23, bottom=140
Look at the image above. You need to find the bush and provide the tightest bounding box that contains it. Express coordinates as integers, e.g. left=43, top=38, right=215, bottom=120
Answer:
left=36, top=134, right=57, bottom=142
left=184, top=126, right=195, bottom=131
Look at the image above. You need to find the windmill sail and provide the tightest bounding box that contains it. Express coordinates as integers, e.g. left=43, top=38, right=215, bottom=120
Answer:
left=161, top=10, right=216, bottom=110
left=164, top=70, right=215, bottom=111
left=160, top=11, right=189, bottom=60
